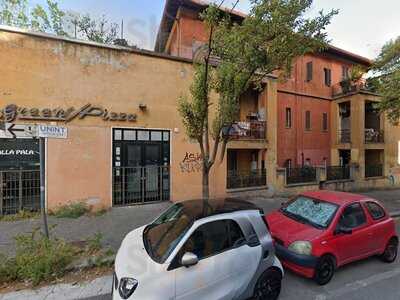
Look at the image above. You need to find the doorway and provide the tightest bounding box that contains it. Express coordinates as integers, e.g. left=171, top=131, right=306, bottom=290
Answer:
left=112, top=129, right=170, bottom=206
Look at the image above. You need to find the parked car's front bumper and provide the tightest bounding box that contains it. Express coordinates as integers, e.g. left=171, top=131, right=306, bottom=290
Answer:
left=275, top=243, right=318, bottom=278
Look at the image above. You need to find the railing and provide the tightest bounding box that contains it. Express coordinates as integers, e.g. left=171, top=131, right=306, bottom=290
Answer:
left=286, top=167, right=317, bottom=185
left=227, top=169, right=266, bottom=189
left=365, top=129, right=384, bottom=144
left=0, top=169, right=40, bottom=216
left=228, top=121, right=266, bottom=140
left=338, top=129, right=351, bottom=143
left=112, top=166, right=170, bottom=206
left=326, top=165, right=350, bottom=181
left=332, top=81, right=374, bottom=97
left=365, top=164, right=383, bottom=178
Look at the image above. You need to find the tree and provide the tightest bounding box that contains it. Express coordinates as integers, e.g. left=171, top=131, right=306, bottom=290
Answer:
left=0, top=0, right=67, bottom=36
left=73, top=13, right=119, bottom=45
left=0, top=0, right=125, bottom=45
left=370, top=37, right=400, bottom=124
left=179, top=0, right=337, bottom=200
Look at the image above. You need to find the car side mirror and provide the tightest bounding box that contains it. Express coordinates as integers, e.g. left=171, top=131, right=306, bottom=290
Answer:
left=335, top=225, right=353, bottom=235
left=181, top=252, right=199, bottom=268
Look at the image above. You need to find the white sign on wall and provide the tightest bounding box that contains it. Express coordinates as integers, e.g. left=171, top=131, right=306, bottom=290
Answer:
left=37, top=124, right=68, bottom=139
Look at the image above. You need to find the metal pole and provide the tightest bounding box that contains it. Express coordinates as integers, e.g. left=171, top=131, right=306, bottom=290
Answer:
left=39, top=137, right=49, bottom=238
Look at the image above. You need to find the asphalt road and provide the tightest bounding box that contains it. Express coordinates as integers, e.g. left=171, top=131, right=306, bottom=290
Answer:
left=85, top=219, right=400, bottom=300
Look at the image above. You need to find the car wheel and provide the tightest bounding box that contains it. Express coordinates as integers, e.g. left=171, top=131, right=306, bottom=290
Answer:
left=314, top=255, right=335, bottom=285
left=380, top=238, right=398, bottom=263
left=253, top=268, right=282, bottom=300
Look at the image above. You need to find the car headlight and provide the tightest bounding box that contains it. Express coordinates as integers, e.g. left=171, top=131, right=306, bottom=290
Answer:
left=288, top=241, right=312, bottom=255
left=118, top=277, right=138, bottom=299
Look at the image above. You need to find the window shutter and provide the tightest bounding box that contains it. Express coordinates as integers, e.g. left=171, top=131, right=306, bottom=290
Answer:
left=306, top=62, right=313, bottom=81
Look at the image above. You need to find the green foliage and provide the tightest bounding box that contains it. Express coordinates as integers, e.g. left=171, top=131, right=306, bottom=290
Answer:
left=73, top=13, right=119, bottom=44
left=371, top=37, right=400, bottom=124
left=0, top=0, right=67, bottom=36
left=0, top=210, right=39, bottom=222
left=0, top=0, right=124, bottom=45
left=86, top=232, right=103, bottom=253
left=0, top=230, right=75, bottom=285
left=51, top=202, right=89, bottom=219
left=178, top=64, right=211, bottom=142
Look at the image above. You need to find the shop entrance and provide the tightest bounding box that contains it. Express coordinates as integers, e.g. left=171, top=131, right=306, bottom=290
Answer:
left=112, top=129, right=170, bottom=206
left=0, top=139, right=40, bottom=215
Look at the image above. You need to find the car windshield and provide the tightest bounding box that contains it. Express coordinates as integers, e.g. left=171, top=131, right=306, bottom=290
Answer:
left=281, top=196, right=338, bottom=229
left=143, top=203, right=192, bottom=263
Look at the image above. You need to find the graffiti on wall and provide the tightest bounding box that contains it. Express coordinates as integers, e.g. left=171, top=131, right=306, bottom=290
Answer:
left=179, top=152, right=203, bottom=173
left=388, top=167, right=400, bottom=185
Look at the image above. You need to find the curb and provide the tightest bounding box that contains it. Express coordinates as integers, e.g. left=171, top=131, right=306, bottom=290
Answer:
left=0, top=275, right=113, bottom=300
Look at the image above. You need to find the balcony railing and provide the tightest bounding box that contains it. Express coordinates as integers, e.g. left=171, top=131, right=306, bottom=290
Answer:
left=365, top=164, right=383, bottom=178
left=332, top=81, right=374, bottom=97
left=326, top=165, right=350, bottom=181
left=286, top=167, right=317, bottom=185
left=228, top=121, right=266, bottom=140
left=365, top=129, right=384, bottom=144
left=227, top=169, right=266, bottom=189
left=338, top=129, right=351, bottom=143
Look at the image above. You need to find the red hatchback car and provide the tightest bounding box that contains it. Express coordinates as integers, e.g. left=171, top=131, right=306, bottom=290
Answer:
left=266, top=191, right=398, bottom=285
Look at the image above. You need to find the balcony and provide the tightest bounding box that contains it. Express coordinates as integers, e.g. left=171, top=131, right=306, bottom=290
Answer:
left=365, top=129, right=384, bottom=144
left=228, top=121, right=266, bottom=140
left=227, top=169, right=266, bottom=189
left=365, top=164, right=383, bottom=178
left=338, top=129, right=351, bottom=144
left=332, top=81, right=374, bottom=97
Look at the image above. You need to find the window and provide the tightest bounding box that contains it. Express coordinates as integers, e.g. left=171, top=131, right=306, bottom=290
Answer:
left=284, top=159, right=292, bottom=169
left=306, top=61, right=313, bottom=82
left=322, top=113, right=328, bottom=131
left=339, top=203, right=367, bottom=229
left=180, top=220, right=244, bottom=260
left=324, top=68, right=332, bottom=86
left=365, top=202, right=386, bottom=220
left=305, top=110, right=311, bottom=130
left=342, top=66, right=349, bottom=80
left=285, top=107, right=292, bottom=128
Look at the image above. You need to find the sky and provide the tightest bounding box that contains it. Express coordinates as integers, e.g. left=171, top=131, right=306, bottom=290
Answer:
left=30, top=0, right=400, bottom=59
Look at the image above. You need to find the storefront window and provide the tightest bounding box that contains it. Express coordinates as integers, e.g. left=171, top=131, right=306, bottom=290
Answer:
left=124, top=130, right=136, bottom=141
left=138, top=130, right=150, bottom=141
left=114, top=130, right=122, bottom=140
left=151, top=131, right=162, bottom=141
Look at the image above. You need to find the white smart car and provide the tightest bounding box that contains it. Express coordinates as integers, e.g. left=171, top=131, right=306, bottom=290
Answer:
left=113, top=198, right=283, bottom=300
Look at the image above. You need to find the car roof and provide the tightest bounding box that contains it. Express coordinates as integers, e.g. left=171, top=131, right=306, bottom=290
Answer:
left=173, top=198, right=262, bottom=222
left=300, top=190, right=371, bottom=206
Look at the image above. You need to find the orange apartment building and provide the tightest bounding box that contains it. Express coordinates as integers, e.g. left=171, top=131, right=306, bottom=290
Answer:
left=155, top=0, right=372, bottom=169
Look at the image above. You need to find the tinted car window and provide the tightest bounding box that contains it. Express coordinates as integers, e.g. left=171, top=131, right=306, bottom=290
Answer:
left=339, top=203, right=367, bottom=228
left=365, top=202, right=386, bottom=220
left=181, top=220, right=230, bottom=260
left=229, top=220, right=245, bottom=246
left=180, top=220, right=245, bottom=260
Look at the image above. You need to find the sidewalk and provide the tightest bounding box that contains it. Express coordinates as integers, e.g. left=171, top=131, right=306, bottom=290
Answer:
left=0, top=275, right=112, bottom=300
left=1, top=190, right=399, bottom=257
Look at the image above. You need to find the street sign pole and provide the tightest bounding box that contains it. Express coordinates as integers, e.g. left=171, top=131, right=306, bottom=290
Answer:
left=39, top=136, right=49, bottom=238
